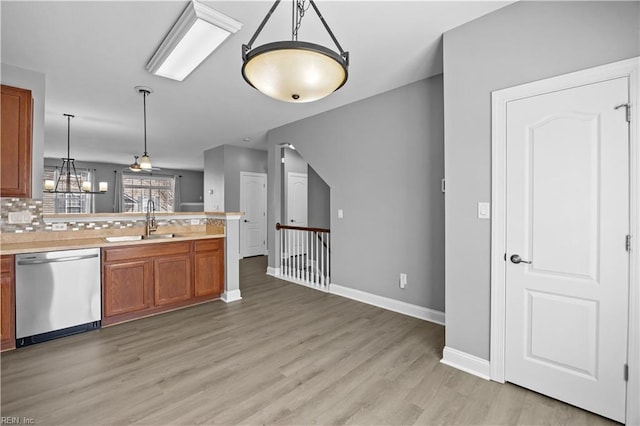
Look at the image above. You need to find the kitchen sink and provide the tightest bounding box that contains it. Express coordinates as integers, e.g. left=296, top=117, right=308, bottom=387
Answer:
left=143, top=233, right=176, bottom=239
left=104, top=235, right=143, bottom=242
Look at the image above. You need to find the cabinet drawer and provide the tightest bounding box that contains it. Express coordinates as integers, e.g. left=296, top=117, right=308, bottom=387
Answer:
left=193, top=238, right=223, bottom=252
left=103, top=241, right=191, bottom=262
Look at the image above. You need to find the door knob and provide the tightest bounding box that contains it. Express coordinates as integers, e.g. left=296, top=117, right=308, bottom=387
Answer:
left=510, top=254, right=531, bottom=264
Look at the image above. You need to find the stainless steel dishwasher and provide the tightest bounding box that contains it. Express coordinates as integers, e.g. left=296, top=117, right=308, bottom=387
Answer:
left=15, top=248, right=101, bottom=347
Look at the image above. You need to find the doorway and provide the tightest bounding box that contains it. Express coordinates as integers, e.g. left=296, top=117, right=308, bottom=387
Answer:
left=240, top=171, right=267, bottom=258
left=490, top=57, right=639, bottom=423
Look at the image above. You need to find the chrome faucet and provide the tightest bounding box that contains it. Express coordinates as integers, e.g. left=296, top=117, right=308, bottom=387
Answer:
left=146, top=199, right=157, bottom=237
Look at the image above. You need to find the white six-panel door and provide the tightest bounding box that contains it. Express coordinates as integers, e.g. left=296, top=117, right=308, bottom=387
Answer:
left=240, top=172, right=267, bottom=258
left=504, top=77, right=629, bottom=422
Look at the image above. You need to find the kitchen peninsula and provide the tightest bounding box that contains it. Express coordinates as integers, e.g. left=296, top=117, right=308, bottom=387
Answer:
left=0, top=201, right=243, bottom=350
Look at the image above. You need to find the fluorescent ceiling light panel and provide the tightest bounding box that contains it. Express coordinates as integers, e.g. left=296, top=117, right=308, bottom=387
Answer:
left=146, top=0, right=242, bottom=81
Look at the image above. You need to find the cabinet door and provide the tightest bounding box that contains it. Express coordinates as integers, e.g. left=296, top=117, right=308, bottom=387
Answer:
left=1, top=255, right=15, bottom=351
left=1, top=85, right=32, bottom=198
left=154, top=255, right=191, bottom=306
left=103, top=260, right=152, bottom=318
left=194, top=249, right=224, bottom=297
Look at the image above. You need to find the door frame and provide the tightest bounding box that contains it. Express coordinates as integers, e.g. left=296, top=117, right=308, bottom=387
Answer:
left=286, top=172, right=308, bottom=226
left=490, top=57, right=639, bottom=424
left=239, top=171, right=268, bottom=258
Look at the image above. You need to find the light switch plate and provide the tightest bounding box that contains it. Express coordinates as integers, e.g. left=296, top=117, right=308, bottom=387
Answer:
left=478, top=202, right=490, bottom=219
left=337, top=209, right=344, bottom=219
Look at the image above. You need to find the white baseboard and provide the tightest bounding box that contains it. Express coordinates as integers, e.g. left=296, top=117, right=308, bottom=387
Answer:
left=266, top=266, right=279, bottom=277
left=221, top=289, right=242, bottom=303
left=441, top=346, right=490, bottom=380
left=329, top=283, right=445, bottom=326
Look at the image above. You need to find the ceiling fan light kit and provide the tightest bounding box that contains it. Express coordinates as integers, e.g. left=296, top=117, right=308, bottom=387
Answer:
left=242, top=0, right=349, bottom=103
left=146, top=0, right=242, bottom=82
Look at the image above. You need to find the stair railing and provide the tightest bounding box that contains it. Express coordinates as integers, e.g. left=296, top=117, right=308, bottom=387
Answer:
left=275, top=222, right=330, bottom=290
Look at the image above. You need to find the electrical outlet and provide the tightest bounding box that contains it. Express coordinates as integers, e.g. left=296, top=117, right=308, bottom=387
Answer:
left=190, top=219, right=200, bottom=225
left=8, top=211, right=31, bottom=224
left=52, top=223, right=68, bottom=231
left=400, top=273, right=407, bottom=289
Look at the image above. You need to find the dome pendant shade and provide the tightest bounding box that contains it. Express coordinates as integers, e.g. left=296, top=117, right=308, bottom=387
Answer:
left=242, top=41, right=347, bottom=103
left=242, top=0, right=349, bottom=103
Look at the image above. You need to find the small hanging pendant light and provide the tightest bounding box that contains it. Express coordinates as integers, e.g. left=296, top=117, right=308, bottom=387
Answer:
left=135, top=86, right=153, bottom=170
left=241, top=0, right=349, bottom=103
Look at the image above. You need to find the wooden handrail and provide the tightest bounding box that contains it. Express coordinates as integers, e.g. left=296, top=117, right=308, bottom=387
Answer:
left=275, top=222, right=330, bottom=233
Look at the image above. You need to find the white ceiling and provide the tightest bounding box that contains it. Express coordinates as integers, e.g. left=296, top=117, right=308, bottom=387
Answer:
left=1, top=1, right=511, bottom=171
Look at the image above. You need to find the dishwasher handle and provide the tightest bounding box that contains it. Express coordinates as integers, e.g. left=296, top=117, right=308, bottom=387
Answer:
left=17, top=253, right=99, bottom=266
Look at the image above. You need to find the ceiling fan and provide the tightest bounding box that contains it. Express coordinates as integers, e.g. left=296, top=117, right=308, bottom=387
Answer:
left=129, top=155, right=162, bottom=172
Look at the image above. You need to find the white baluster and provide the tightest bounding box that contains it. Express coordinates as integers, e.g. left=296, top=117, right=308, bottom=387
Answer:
left=326, top=232, right=330, bottom=288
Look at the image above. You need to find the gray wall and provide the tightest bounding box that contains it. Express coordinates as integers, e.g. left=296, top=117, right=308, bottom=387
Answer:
left=267, top=76, right=445, bottom=311
left=44, top=158, right=203, bottom=213
left=223, top=145, right=267, bottom=212
left=281, top=149, right=331, bottom=228
left=443, top=1, right=640, bottom=360
left=2, top=63, right=46, bottom=196
left=204, top=145, right=225, bottom=211
left=308, top=165, right=330, bottom=229
left=203, top=144, right=267, bottom=212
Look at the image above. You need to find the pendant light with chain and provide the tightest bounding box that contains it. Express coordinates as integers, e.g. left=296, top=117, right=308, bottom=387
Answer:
left=241, top=0, right=349, bottom=103
left=135, top=86, right=153, bottom=170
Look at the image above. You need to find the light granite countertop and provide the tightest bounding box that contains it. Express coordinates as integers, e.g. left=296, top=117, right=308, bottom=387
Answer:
left=0, top=232, right=225, bottom=255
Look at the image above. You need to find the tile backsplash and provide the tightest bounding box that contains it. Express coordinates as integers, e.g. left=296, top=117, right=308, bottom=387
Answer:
left=1, top=198, right=224, bottom=234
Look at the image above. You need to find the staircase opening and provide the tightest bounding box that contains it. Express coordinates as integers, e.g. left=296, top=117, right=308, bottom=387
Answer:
left=275, top=146, right=331, bottom=290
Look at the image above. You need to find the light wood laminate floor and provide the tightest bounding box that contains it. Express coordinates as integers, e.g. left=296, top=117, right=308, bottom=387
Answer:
left=1, top=256, right=617, bottom=425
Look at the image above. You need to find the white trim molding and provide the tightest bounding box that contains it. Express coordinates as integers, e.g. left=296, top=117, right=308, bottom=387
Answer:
left=441, top=347, right=491, bottom=380
left=221, top=289, right=242, bottom=303
left=490, top=56, right=639, bottom=425
left=266, top=266, right=279, bottom=277
left=329, top=283, right=445, bottom=325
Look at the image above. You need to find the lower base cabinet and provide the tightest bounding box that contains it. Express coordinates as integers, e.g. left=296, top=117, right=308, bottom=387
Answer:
left=1, top=255, right=15, bottom=351
left=154, top=255, right=192, bottom=306
left=103, top=260, right=152, bottom=318
left=102, top=238, right=224, bottom=326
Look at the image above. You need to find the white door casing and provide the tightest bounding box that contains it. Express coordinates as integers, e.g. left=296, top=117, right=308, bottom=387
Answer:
left=491, top=57, right=639, bottom=425
left=240, top=172, right=267, bottom=258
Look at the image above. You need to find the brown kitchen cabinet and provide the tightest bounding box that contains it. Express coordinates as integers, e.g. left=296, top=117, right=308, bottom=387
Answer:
left=103, top=260, right=152, bottom=318
left=102, top=238, right=224, bottom=326
left=1, top=255, right=16, bottom=351
left=1, top=85, right=32, bottom=198
left=154, top=255, right=192, bottom=306
left=193, top=239, right=224, bottom=297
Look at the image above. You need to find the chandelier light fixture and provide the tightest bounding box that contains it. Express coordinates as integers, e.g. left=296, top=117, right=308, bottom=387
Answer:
left=135, top=86, right=153, bottom=171
left=241, top=0, right=349, bottom=103
left=44, top=114, right=108, bottom=194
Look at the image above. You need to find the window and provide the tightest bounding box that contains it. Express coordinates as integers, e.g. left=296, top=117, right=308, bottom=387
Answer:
left=121, top=173, right=175, bottom=213
left=42, top=166, right=94, bottom=214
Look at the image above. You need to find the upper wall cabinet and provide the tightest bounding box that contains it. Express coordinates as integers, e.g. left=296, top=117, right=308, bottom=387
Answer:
left=1, top=84, right=32, bottom=198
